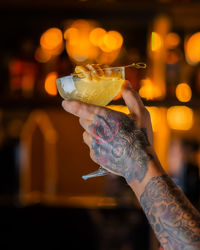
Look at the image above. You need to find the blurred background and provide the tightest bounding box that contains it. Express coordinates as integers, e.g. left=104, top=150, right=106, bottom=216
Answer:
left=0, top=0, right=200, bottom=249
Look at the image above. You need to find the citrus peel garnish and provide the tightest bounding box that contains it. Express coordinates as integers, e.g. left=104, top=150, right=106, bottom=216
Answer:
left=74, top=66, right=92, bottom=80
left=74, top=64, right=122, bottom=81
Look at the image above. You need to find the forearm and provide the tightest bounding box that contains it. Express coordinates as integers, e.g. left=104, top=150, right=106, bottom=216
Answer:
left=128, top=149, right=200, bottom=249
left=128, top=147, right=165, bottom=198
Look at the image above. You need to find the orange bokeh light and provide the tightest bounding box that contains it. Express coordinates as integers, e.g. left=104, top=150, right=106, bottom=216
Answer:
left=64, top=28, right=79, bottom=45
left=166, top=32, right=180, bottom=49
left=66, top=38, right=99, bottom=62
left=185, top=32, right=200, bottom=65
left=139, top=78, right=162, bottom=100
left=64, top=20, right=123, bottom=64
left=96, top=50, right=120, bottom=64
left=72, top=19, right=93, bottom=32
left=175, top=83, right=192, bottom=102
left=166, top=51, right=180, bottom=64
left=64, top=20, right=97, bottom=62
left=89, top=28, right=106, bottom=46
left=167, top=106, right=193, bottom=131
left=40, top=28, right=63, bottom=55
left=34, top=47, right=52, bottom=63
left=151, top=32, right=163, bottom=52
left=44, top=72, right=58, bottom=96
left=98, top=40, right=113, bottom=53
left=146, top=107, right=161, bottom=132
left=103, top=31, right=123, bottom=51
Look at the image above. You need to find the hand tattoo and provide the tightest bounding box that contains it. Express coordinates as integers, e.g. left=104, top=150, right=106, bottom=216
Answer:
left=89, top=110, right=152, bottom=183
left=140, top=175, right=200, bottom=250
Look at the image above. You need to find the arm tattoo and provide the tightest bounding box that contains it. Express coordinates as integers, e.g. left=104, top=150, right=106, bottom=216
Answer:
left=90, top=110, right=152, bottom=183
left=140, top=175, right=200, bottom=250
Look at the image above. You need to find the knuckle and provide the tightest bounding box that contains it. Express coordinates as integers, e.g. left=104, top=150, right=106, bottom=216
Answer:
left=79, top=118, right=87, bottom=128
left=90, top=150, right=95, bottom=160
left=94, top=106, right=101, bottom=114
left=83, top=132, right=92, bottom=147
left=90, top=151, right=96, bottom=161
left=82, top=103, right=92, bottom=115
left=72, top=102, right=81, bottom=115
left=79, top=117, right=83, bottom=125
left=82, top=131, right=87, bottom=140
left=89, top=151, right=93, bottom=158
left=92, top=107, right=103, bottom=118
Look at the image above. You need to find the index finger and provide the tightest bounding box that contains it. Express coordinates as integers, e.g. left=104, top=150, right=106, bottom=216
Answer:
left=122, top=84, right=145, bottom=116
left=62, top=100, right=108, bottom=120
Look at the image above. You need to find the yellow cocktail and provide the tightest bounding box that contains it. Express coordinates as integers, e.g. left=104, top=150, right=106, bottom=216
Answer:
left=56, top=67, right=125, bottom=106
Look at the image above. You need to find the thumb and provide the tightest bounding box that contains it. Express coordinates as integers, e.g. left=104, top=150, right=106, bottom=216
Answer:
left=122, top=81, right=145, bottom=117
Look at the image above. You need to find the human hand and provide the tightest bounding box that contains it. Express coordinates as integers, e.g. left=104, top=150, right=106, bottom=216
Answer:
left=62, top=83, right=153, bottom=183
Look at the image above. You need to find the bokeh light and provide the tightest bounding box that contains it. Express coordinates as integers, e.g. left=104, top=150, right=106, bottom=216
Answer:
left=64, top=20, right=123, bottom=64
left=40, top=28, right=63, bottom=50
left=64, top=28, right=79, bottom=45
left=9, top=59, right=37, bottom=95
left=44, top=72, right=58, bottom=96
left=139, top=78, right=162, bottom=100
left=165, top=32, right=180, bottom=49
left=103, top=31, right=123, bottom=51
left=146, top=107, right=161, bottom=132
left=96, top=50, right=120, bottom=65
left=166, top=51, right=180, bottom=64
left=40, top=28, right=63, bottom=56
left=185, top=32, right=200, bottom=65
left=34, top=47, right=52, bottom=63
left=151, top=32, right=163, bottom=51
left=167, top=106, right=193, bottom=130
left=64, top=20, right=98, bottom=62
left=89, top=27, right=106, bottom=46
left=175, top=83, right=192, bottom=102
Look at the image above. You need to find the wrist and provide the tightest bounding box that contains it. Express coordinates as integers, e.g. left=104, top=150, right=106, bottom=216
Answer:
left=126, top=148, right=166, bottom=198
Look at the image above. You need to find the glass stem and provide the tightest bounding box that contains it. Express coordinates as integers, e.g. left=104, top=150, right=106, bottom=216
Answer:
left=82, top=166, right=108, bottom=180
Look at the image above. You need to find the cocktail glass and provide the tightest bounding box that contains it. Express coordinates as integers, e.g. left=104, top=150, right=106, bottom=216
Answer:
left=56, top=62, right=146, bottom=180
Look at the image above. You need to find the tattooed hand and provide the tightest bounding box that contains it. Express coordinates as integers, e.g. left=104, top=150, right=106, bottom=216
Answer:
left=62, top=82, right=153, bottom=183
left=62, top=80, right=200, bottom=249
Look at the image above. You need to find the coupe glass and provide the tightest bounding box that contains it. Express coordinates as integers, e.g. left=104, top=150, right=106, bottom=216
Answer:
left=56, top=62, right=146, bottom=180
